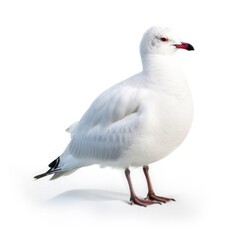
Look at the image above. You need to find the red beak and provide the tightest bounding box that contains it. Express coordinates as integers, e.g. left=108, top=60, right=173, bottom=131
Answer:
left=174, top=42, right=194, bottom=51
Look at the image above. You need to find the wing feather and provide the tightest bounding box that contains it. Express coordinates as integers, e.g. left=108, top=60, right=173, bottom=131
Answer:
left=67, top=85, right=143, bottom=162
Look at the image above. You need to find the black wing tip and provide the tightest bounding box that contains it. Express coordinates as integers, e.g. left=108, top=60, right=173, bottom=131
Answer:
left=34, top=157, right=60, bottom=180
left=48, top=157, right=60, bottom=168
left=34, top=172, right=50, bottom=180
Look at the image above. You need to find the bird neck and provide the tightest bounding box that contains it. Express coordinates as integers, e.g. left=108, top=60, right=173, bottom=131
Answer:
left=141, top=54, right=176, bottom=74
left=140, top=54, right=188, bottom=96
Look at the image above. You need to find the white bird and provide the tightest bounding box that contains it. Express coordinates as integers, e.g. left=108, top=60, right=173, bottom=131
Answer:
left=35, top=26, right=194, bottom=206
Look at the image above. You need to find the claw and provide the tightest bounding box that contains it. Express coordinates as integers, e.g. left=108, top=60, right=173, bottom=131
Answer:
left=147, top=193, right=175, bottom=203
left=130, top=195, right=159, bottom=207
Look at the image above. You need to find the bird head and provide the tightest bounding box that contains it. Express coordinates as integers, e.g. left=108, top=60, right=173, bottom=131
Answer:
left=140, top=26, right=194, bottom=57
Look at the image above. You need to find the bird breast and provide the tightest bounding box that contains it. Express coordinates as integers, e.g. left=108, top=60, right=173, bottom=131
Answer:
left=123, top=82, right=194, bottom=167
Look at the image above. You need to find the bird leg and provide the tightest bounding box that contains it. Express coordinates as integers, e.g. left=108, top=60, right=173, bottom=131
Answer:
left=143, top=165, right=175, bottom=203
left=125, top=168, right=160, bottom=207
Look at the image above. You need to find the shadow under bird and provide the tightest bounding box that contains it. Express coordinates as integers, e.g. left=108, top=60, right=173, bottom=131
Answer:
left=35, top=26, right=194, bottom=207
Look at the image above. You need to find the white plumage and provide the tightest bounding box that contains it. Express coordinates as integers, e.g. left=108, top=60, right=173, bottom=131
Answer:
left=35, top=26, right=194, bottom=206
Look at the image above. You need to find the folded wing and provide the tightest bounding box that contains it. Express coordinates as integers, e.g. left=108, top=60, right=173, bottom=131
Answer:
left=66, top=85, right=143, bottom=164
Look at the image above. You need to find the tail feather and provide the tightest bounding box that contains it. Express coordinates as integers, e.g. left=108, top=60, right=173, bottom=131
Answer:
left=34, top=157, right=60, bottom=180
left=50, top=169, right=78, bottom=180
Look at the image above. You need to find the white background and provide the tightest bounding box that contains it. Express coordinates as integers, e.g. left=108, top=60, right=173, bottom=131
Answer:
left=1, top=0, right=240, bottom=239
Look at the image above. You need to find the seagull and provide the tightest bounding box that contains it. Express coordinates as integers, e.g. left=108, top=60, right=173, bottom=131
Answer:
left=35, top=26, right=194, bottom=207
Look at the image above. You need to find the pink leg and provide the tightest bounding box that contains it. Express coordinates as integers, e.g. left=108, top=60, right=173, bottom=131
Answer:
left=143, top=165, right=175, bottom=203
left=125, top=168, right=160, bottom=207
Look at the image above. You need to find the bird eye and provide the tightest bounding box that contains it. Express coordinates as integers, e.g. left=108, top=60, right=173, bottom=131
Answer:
left=160, top=37, right=168, bottom=42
